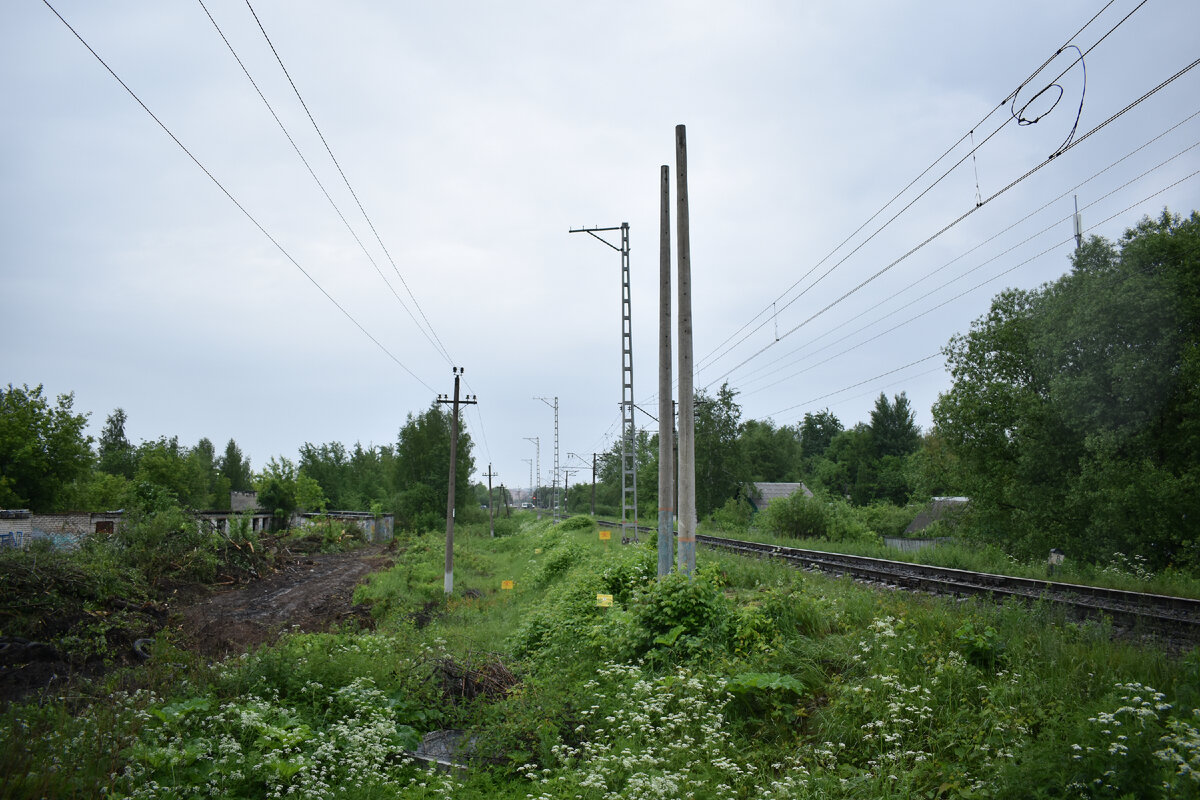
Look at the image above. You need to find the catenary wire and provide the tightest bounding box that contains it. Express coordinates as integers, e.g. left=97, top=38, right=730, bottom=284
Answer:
left=705, top=54, right=1200, bottom=390
left=693, top=0, right=1129, bottom=375
left=41, top=0, right=435, bottom=394
left=760, top=168, right=1200, bottom=419
left=736, top=116, right=1200, bottom=392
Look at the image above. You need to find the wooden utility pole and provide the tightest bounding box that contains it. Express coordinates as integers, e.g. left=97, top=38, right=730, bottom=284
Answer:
left=501, top=483, right=510, bottom=517
left=437, top=367, right=477, bottom=595
left=675, top=124, right=696, bottom=577
left=483, top=464, right=498, bottom=538
left=658, top=163, right=675, bottom=578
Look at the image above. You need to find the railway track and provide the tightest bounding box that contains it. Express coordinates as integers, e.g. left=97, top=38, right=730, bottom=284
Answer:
left=696, top=533, right=1200, bottom=642
left=593, top=521, right=1200, bottom=642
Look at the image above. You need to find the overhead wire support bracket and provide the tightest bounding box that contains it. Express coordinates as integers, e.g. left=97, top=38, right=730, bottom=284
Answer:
left=571, top=223, right=638, bottom=541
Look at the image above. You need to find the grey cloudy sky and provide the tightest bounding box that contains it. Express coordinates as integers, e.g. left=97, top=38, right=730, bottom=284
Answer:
left=3, top=1, right=1198, bottom=494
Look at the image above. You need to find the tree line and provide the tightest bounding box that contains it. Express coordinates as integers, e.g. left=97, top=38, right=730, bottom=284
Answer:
left=0, top=395, right=477, bottom=531
left=3, top=210, right=1195, bottom=568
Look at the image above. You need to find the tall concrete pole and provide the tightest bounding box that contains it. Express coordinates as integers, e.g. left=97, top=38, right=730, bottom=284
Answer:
left=675, top=124, right=696, bottom=577
left=657, top=164, right=675, bottom=578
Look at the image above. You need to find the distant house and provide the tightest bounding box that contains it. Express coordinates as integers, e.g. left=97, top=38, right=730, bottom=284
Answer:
left=747, top=482, right=813, bottom=513
left=904, top=496, right=969, bottom=535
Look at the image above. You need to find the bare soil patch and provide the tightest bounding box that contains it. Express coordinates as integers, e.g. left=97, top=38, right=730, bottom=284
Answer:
left=176, top=544, right=394, bottom=658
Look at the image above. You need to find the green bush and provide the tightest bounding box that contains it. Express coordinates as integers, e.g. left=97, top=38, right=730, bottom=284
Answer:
left=708, top=496, right=754, bottom=533
left=761, top=492, right=829, bottom=538
left=115, top=507, right=216, bottom=586
left=855, top=502, right=920, bottom=536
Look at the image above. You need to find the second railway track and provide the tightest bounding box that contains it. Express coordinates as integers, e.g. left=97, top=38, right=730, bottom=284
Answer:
left=594, top=521, right=1200, bottom=643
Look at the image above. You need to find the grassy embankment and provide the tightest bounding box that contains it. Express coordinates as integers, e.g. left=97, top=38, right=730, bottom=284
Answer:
left=2, top=512, right=1198, bottom=799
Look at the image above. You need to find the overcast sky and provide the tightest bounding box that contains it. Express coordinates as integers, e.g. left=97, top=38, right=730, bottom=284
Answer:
left=4, top=1, right=1198, bottom=496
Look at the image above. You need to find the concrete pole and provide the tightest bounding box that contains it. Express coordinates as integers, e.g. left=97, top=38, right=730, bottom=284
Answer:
left=658, top=164, right=675, bottom=578
left=443, top=370, right=462, bottom=594
left=675, top=124, right=696, bottom=577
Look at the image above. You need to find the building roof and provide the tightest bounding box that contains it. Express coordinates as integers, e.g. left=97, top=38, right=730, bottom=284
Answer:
left=904, top=496, right=969, bottom=534
left=748, top=482, right=813, bottom=509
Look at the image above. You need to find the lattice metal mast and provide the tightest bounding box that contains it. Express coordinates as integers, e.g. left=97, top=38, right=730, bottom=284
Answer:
left=570, top=223, right=637, bottom=541
left=535, top=396, right=560, bottom=522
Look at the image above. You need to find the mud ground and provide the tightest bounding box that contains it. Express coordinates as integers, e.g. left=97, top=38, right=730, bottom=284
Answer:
left=0, top=544, right=394, bottom=704
left=177, top=544, right=394, bottom=658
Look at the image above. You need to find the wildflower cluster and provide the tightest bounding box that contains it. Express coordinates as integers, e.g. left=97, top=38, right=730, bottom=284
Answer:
left=1067, top=681, right=1200, bottom=798
left=519, top=662, right=789, bottom=799
left=112, top=677, right=421, bottom=799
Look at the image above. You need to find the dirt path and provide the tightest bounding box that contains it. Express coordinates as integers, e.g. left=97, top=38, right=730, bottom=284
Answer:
left=176, top=545, right=394, bottom=658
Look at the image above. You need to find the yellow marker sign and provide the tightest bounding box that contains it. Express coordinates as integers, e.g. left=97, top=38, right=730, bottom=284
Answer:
left=501, top=580, right=514, bottom=590
left=534, top=548, right=543, bottom=554
left=599, top=530, right=611, bottom=540
left=596, top=594, right=614, bottom=607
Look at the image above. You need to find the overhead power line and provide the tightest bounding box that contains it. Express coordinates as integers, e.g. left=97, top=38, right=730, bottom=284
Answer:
left=196, top=0, right=453, bottom=368
left=242, top=0, right=456, bottom=367
left=41, top=0, right=435, bottom=393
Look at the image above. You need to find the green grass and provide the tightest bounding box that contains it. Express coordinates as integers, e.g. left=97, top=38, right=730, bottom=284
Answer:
left=2, top=513, right=1198, bottom=799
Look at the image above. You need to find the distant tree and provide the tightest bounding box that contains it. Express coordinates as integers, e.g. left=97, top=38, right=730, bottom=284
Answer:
left=741, top=418, right=802, bottom=482
left=220, top=439, right=253, bottom=493
left=694, top=383, right=748, bottom=518
left=868, top=392, right=921, bottom=459
left=295, top=471, right=328, bottom=513
left=257, top=456, right=298, bottom=530
left=0, top=384, right=92, bottom=511
left=799, top=409, right=843, bottom=467
left=392, top=404, right=474, bottom=530
left=97, top=407, right=136, bottom=478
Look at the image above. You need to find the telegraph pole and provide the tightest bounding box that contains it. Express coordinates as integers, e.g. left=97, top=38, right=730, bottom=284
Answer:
left=437, top=367, right=477, bottom=595
left=535, top=396, right=559, bottom=522
left=675, top=125, right=696, bottom=577
left=570, top=223, right=638, bottom=541
left=501, top=483, right=510, bottom=517
left=658, top=163, right=675, bottom=578
left=483, top=463, right=498, bottom=537
left=524, top=437, right=541, bottom=520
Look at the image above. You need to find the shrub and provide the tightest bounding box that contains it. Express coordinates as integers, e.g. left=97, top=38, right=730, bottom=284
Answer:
left=708, top=496, right=754, bottom=533
left=761, top=492, right=828, bottom=538
left=855, top=502, right=920, bottom=536
left=115, top=507, right=216, bottom=585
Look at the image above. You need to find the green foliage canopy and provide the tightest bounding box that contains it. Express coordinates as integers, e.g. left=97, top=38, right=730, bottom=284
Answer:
left=933, top=210, right=1200, bottom=567
left=0, top=384, right=92, bottom=511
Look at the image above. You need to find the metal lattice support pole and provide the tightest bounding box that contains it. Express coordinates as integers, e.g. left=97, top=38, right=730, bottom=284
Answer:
left=525, top=437, right=540, bottom=520
left=536, top=396, right=560, bottom=522
left=619, top=223, right=638, bottom=540
left=570, top=223, right=638, bottom=541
